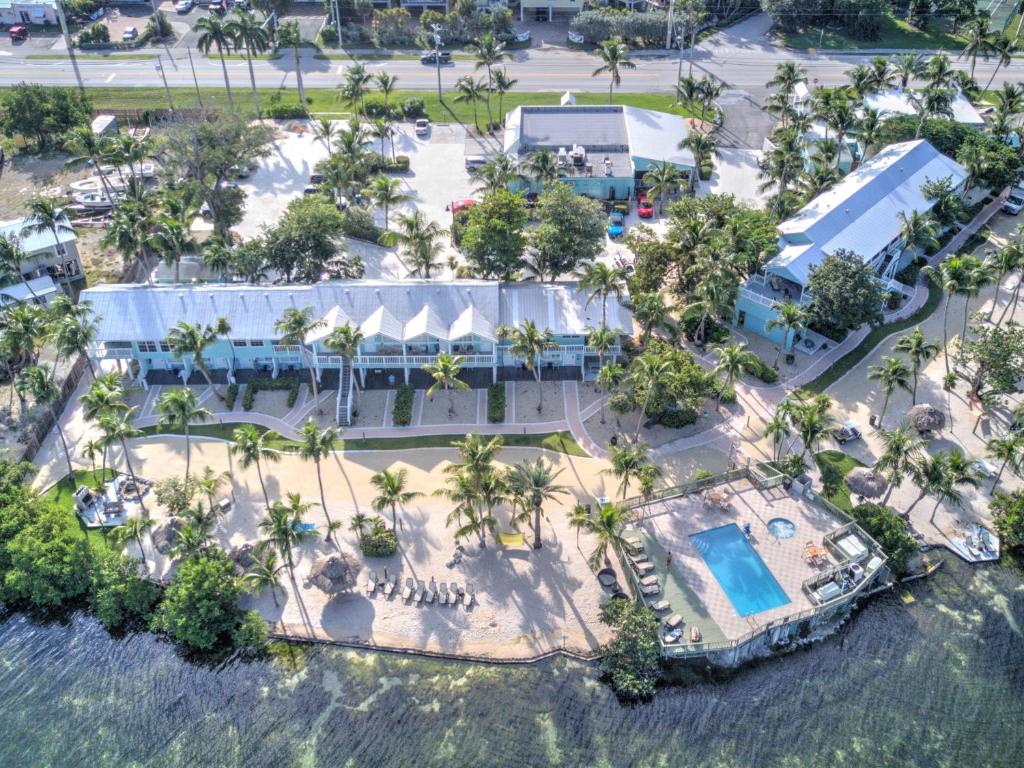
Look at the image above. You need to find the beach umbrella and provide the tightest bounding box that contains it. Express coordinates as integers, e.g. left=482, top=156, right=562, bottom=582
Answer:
left=229, top=543, right=258, bottom=575
left=907, top=404, right=945, bottom=434
left=845, top=467, right=888, bottom=499
left=151, top=516, right=183, bottom=555
left=307, top=553, right=361, bottom=594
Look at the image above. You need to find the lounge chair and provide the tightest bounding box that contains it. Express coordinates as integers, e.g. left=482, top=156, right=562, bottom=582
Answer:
left=402, top=577, right=414, bottom=601
left=383, top=573, right=397, bottom=597
left=465, top=584, right=475, bottom=608
left=639, top=574, right=659, bottom=587
left=664, top=627, right=684, bottom=643
left=425, top=579, right=436, bottom=604
left=639, top=583, right=661, bottom=596
left=690, top=625, right=702, bottom=643
left=414, top=580, right=425, bottom=603
left=450, top=582, right=460, bottom=604
left=366, top=570, right=378, bottom=595
left=631, top=560, right=655, bottom=576
left=650, top=599, right=670, bottom=613
left=664, top=613, right=683, bottom=629
left=439, top=582, right=449, bottom=605
left=623, top=536, right=645, bottom=556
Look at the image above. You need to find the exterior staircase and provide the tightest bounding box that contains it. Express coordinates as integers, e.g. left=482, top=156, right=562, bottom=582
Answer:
left=336, top=359, right=353, bottom=426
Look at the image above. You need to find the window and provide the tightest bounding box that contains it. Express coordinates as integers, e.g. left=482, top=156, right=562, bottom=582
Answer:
left=232, top=340, right=248, bottom=347
left=249, top=340, right=263, bottom=347
left=138, top=341, right=157, bottom=353
left=106, top=341, right=132, bottom=349
left=159, top=342, right=170, bottom=352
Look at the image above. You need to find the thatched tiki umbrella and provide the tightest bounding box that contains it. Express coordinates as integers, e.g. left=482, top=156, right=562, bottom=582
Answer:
left=907, top=404, right=945, bottom=435
left=845, top=467, right=888, bottom=500
left=307, top=554, right=361, bottom=595
left=151, top=516, right=183, bottom=555
left=229, top=543, right=258, bottom=576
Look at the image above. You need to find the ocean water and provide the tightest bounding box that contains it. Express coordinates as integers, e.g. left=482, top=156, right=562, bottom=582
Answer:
left=0, top=555, right=1021, bottom=768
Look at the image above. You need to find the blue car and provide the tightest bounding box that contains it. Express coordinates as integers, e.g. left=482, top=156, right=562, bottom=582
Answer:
left=607, top=212, right=625, bottom=238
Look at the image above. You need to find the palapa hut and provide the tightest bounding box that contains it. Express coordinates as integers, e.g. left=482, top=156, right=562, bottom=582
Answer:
left=907, top=404, right=945, bottom=435
left=306, top=554, right=361, bottom=595
left=229, top=543, right=258, bottom=575
left=151, top=516, right=183, bottom=555
left=845, top=467, right=888, bottom=500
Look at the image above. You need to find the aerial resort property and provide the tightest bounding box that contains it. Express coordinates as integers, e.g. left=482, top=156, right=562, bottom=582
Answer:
left=1, top=24, right=1023, bottom=732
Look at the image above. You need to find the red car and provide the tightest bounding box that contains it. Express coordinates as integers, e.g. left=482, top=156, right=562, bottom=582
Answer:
left=637, top=193, right=654, bottom=218
left=8, top=25, right=29, bottom=42
left=449, top=199, right=477, bottom=214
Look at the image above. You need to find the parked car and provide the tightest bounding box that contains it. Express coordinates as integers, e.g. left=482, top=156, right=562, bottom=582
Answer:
left=832, top=420, right=863, bottom=444
left=420, top=50, right=451, bottom=65
left=88, top=7, right=106, bottom=20
left=211, top=0, right=228, bottom=15
left=637, top=194, right=654, bottom=218
left=1002, top=193, right=1024, bottom=215
left=414, top=118, right=430, bottom=136
left=607, top=212, right=625, bottom=239
left=449, top=199, right=477, bottom=214
left=8, top=25, right=28, bottom=42
left=464, top=156, right=486, bottom=174
left=302, top=184, right=321, bottom=196
left=122, top=26, right=139, bottom=42
left=174, top=0, right=194, bottom=12
left=309, top=171, right=324, bottom=185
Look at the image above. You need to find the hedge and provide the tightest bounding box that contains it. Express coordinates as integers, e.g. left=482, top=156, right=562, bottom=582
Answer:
left=339, top=207, right=384, bottom=244
left=263, top=103, right=308, bottom=119
left=660, top=406, right=698, bottom=428
left=487, top=383, right=506, bottom=423
left=747, top=357, right=779, bottom=384
left=391, top=385, right=414, bottom=426
left=360, top=526, right=398, bottom=557
left=242, top=376, right=300, bottom=411
left=224, top=383, right=239, bottom=410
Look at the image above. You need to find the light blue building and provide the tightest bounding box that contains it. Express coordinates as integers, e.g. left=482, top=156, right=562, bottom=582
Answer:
left=735, top=140, right=968, bottom=353
left=81, top=280, right=631, bottom=425
left=502, top=104, right=695, bottom=200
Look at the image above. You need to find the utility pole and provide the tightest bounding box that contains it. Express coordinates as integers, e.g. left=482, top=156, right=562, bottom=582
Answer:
left=187, top=48, right=203, bottom=109
left=431, top=24, right=444, bottom=102
left=156, top=55, right=175, bottom=115
left=54, top=0, right=84, bottom=95
left=676, top=34, right=684, bottom=85
left=665, top=0, right=675, bottom=51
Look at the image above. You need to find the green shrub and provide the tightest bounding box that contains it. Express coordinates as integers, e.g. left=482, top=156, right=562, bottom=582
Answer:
left=386, top=155, right=411, bottom=173
left=660, top=406, right=698, bottom=428
left=362, top=99, right=403, bottom=120
left=849, top=502, right=919, bottom=575
left=401, top=98, right=426, bottom=119
left=90, top=551, right=162, bottom=631
left=318, top=25, right=339, bottom=46
left=360, top=524, right=398, bottom=557
left=77, top=23, right=110, bottom=45
left=717, top=385, right=737, bottom=404
left=243, top=376, right=301, bottom=411
left=232, top=609, right=269, bottom=655
left=339, top=207, right=384, bottom=243
left=391, top=384, right=414, bottom=426
left=598, top=598, right=662, bottom=701
left=225, top=383, right=239, bottom=410
left=691, top=469, right=714, bottom=481
left=151, top=550, right=244, bottom=651
left=681, top=314, right=730, bottom=344
left=263, top=103, right=308, bottom=119
left=487, top=383, right=506, bottom=423
left=747, top=357, right=779, bottom=384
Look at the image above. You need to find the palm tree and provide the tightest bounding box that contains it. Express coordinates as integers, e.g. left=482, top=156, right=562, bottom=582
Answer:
left=114, top=516, right=155, bottom=559
left=641, top=162, right=679, bottom=215
left=101, top=194, right=154, bottom=274
left=22, top=197, right=74, bottom=291
left=506, top=457, right=568, bottom=549
left=627, top=352, right=673, bottom=442
left=312, top=117, right=338, bottom=157
left=99, top=409, right=148, bottom=517
left=696, top=76, right=724, bottom=123
left=794, top=400, right=834, bottom=460
left=924, top=53, right=955, bottom=90
left=230, top=424, right=281, bottom=509
left=578, top=502, right=629, bottom=570
left=325, top=321, right=365, bottom=406
left=960, top=19, right=993, bottom=79
left=845, top=64, right=875, bottom=102
left=982, top=34, right=1015, bottom=92
left=260, top=493, right=320, bottom=575
left=867, top=356, right=912, bottom=426
left=435, top=468, right=479, bottom=542
left=873, top=423, right=924, bottom=505
left=453, top=75, right=488, bottom=133
left=368, top=117, right=395, bottom=162
left=631, top=291, right=673, bottom=345
left=858, top=107, right=883, bottom=159
left=155, top=387, right=212, bottom=480
left=894, top=327, right=939, bottom=404
left=923, top=256, right=971, bottom=376
left=910, top=87, right=954, bottom=139
left=422, top=352, right=469, bottom=417
left=375, top=70, right=398, bottom=106
left=604, top=441, right=659, bottom=499
left=503, top=321, right=556, bottom=413
left=758, top=128, right=803, bottom=216
left=595, top=362, right=624, bottom=426
left=166, top=318, right=232, bottom=399
left=681, top=132, right=718, bottom=179
left=712, top=342, right=757, bottom=408
left=522, top=149, right=559, bottom=193
left=766, top=61, right=806, bottom=97
left=586, top=325, right=617, bottom=373
left=0, top=235, right=41, bottom=302
left=195, top=14, right=236, bottom=110
left=986, top=434, right=1022, bottom=492
left=226, top=8, right=270, bottom=115
left=278, top=21, right=306, bottom=108
left=195, top=465, right=232, bottom=520
left=825, top=100, right=856, bottom=168
left=469, top=33, right=510, bottom=131
left=244, top=546, right=284, bottom=607
left=370, top=467, right=422, bottom=532
left=907, top=450, right=981, bottom=524
left=366, top=174, right=408, bottom=231
left=576, top=262, right=627, bottom=328
left=985, top=243, right=1022, bottom=324
left=492, top=68, right=517, bottom=126
left=898, top=210, right=939, bottom=260
left=62, top=125, right=118, bottom=202
left=471, top=152, right=523, bottom=195
left=19, top=366, right=73, bottom=478
left=343, top=63, right=373, bottom=114
left=147, top=213, right=194, bottom=284
left=297, top=419, right=339, bottom=547
left=275, top=306, right=326, bottom=411
left=764, top=411, right=791, bottom=462
left=677, top=74, right=702, bottom=112
left=81, top=437, right=106, bottom=486
left=50, top=296, right=99, bottom=378
left=765, top=301, right=807, bottom=365
left=592, top=39, right=635, bottom=104
left=893, top=53, right=924, bottom=89
left=382, top=210, right=446, bottom=278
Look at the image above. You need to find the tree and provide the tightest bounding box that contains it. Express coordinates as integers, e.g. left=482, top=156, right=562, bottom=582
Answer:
left=368, top=117, right=395, bottom=162
left=958, top=322, right=1024, bottom=400
left=956, top=133, right=1022, bottom=193
left=605, top=441, right=659, bottom=499
left=312, top=117, right=339, bottom=157
left=370, top=468, right=422, bottom=533
left=195, top=465, right=232, bottom=521
left=492, top=68, right=517, bottom=126
left=577, top=262, right=627, bottom=329
left=641, top=162, right=680, bottom=215
left=366, top=175, right=408, bottom=230
left=226, top=8, right=270, bottom=115
left=764, top=411, right=791, bottom=462
left=469, top=33, right=510, bottom=130
left=461, top=189, right=528, bottom=280
left=528, top=183, right=605, bottom=281
left=921, top=176, right=965, bottom=229
left=453, top=75, right=488, bottom=133
left=375, top=71, right=398, bottom=106
left=277, top=21, right=306, bottom=107
left=867, top=356, right=912, bottom=426
left=260, top=493, right=319, bottom=575
left=990, top=491, right=1024, bottom=551
left=383, top=210, right=446, bottom=278
left=506, top=457, right=568, bottom=549
left=592, top=39, right=635, bottom=103
left=924, top=255, right=972, bottom=376
left=986, top=435, right=1023, bottom=492
left=849, top=502, right=918, bottom=574
left=325, top=322, right=365, bottom=405
left=22, top=197, right=74, bottom=291
left=264, top=196, right=361, bottom=282
left=805, top=250, right=885, bottom=338
left=766, top=61, right=807, bottom=97
left=166, top=318, right=232, bottom=399
left=522, top=149, right=559, bottom=193
left=681, top=133, right=718, bottom=178
left=275, top=306, right=326, bottom=410
left=711, top=342, right=757, bottom=408
left=423, top=353, right=470, bottom=417
left=596, top=362, right=624, bottom=426
left=147, top=212, right=195, bottom=285
left=19, top=366, right=74, bottom=480
left=696, top=76, right=724, bottom=123
left=765, top=301, right=807, bottom=364
left=873, top=423, right=925, bottom=505
left=195, top=14, right=236, bottom=110
left=758, top=127, right=803, bottom=216
left=893, top=52, right=925, bottom=89
left=959, top=18, right=993, bottom=79
left=0, top=235, right=41, bottom=302
left=578, top=502, right=629, bottom=570
left=598, top=598, right=661, bottom=701
left=906, top=450, right=981, bottom=524
left=898, top=210, right=938, bottom=258
left=152, top=550, right=244, bottom=651
left=49, top=296, right=99, bottom=378
left=0, top=84, right=91, bottom=149
left=626, top=350, right=674, bottom=442
left=471, top=153, right=524, bottom=196
left=243, top=545, right=284, bottom=607
left=502, top=321, right=556, bottom=413
left=631, top=291, right=673, bottom=346
left=90, top=550, right=161, bottom=631
left=894, top=326, right=939, bottom=404
left=297, top=420, right=340, bottom=547
left=229, top=424, right=281, bottom=509
left=155, top=387, right=212, bottom=481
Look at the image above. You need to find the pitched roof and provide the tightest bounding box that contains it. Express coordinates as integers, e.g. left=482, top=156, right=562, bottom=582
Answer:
left=862, top=88, right=985, bottom=127
left=0, top=216, right=77, bottom=255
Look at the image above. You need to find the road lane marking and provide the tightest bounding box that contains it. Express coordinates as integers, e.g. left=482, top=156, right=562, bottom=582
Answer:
left=105, top=73, right=115, bottom=83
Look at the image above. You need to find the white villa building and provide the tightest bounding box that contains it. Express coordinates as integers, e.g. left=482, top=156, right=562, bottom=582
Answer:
left=735, top=139, right=968, bottom=351
left=0, top=216, right=83, bottom=307
left=862, top=88, right=986, bottom=130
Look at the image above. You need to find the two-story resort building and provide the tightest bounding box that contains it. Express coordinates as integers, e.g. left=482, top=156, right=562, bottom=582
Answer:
left=0, top=216, right=83, bottom=307
left=735, top=139, right=968, bottom=352
left=502, top=104, right=695, bottom=201
left=80, top=279, right=631, bottom=425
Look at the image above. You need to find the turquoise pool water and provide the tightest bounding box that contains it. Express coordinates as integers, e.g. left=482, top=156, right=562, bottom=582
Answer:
left=690, top=523, right=792, bottom=617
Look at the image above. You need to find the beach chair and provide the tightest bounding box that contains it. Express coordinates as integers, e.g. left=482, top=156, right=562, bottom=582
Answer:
left=650, top=599, right=670, bottom=613
left=365, top=570, right=378, bottom=595
left=439, top=582, right=449, bottom=605
left=383, top=573, right=397, bottom=597
left=631, top=559, right=655, bottom=576
left=450, top=582, right=460, bottom=604
left=402, top=577, right=414, bottom=601
left=465, top=584, right=475, bottom=608
left=639, top=583, right=661, bottom=596
left=425, top=579, right=436, bottom=604
left=623, top=536, right=644, bottom=556
left=664, top=613, right=683, bottom=630
left=639, top=574, right=659, bottom=587
left=690, top=625, right=702, bottom=643
left=414, top=580, right=425, bottom=603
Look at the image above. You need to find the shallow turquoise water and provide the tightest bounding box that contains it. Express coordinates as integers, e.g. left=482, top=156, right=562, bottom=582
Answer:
left=0, top=556, right=1021, bottom=768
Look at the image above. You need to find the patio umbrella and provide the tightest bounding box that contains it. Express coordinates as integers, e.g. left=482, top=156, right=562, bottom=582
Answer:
left=907, top=404, right=945, bottom=434
left=229, top=543, right=258, bottom=575
left=306, top=554, right=361, bottom=595
left=151, top=516, right=183, bottom=555
left=845, top=467, right=888, bottom=499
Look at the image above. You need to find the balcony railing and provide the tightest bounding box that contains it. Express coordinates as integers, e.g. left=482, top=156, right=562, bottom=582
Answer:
left=272, top=344, right=303, bottom=355
left=353, top=354, right=497, bottom=367
left=93, top=345, right=134, bottom=359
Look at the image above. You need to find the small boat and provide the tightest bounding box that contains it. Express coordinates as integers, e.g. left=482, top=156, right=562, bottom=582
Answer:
left=72, top=190, right=122, bottom=210
left=69, top=176, right=129, bottom=193
left=92, top=162, right=157, bottom=179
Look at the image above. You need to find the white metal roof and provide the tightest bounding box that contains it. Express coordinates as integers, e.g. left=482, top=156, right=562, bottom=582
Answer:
left=448, top=305, right=495, bottom=341
left=0, top=274, right=58, bottom=305
left=622, top=106, right=695, bottom=167
left=862, top=88, right=985, bottom=127
left=0, top=216, right=77, bottom=256
left=499, top=282, right=631, bottom=335
left=768, top=140, right=968, bottom=286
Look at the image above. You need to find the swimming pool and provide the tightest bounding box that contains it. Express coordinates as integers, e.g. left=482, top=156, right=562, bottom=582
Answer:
left=689, top=524, right=791, bottom=617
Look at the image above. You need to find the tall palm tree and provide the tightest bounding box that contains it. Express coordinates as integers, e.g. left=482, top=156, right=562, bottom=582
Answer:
left=469, top=33, right=510, bottom=131
left=960, top=19, right=994, bottom=79
left=592, top=39, right=635, bottom=104
left=982, top=34, right=1015, bottom=92
left=696, top=76, right=724, bottom=123
left=22, top=197, right=74, bottom=291
left=712, top=342, right=757, bottom=408
left=99, top=408, right=148, bottom=517
left=641, top=162, right=680, bottom=215
left=366, top=175, right=408, bottom=230
left=471, top=152, right=524, bottom=195
left=858, top=107, right=883, bottom=159
left=260, top=493, right=320, bottom=575
left=907, top=450, right=981, bottom=524
left=325, top=322, right=365, bottom=406
left=604, top=441, right=659, bottom=499
left=522, top=149, right=559, bottom=193
left=845, top=64, right=875, bottom=102
left=503, top=321, right=556, bottom=413
left=867, top=356, right=912, bottom=426
left=195, top=464, right=232, bottom=520
left=631, top=291, right=673, bottom=345
left=506, top=457, right=568, bottom=549
left=423, top=352, right=469, bottom=417
left=577, top=502, right=629, bottom=570
left=985, top=243, right=1023, bottom=323
left=758, top=128, right=803, bottom=217
left=226, top=8, right=270, bottom=115
left=492, top=68, right=517, bottom=126
left=230, top=424, right=281, bottom=509
left=195, top=14, right=236, bottom=110
left=368, top=117, right=395, bottom=162
left=147, top=212, right=194, bottom=284
left=375, top=71, right=398, bottom=106
left=764, top=411, right=791, bottom=462
left=49, top=296, right=99, bottom=378
left=435, top=468, right=479, bottom=542
left=627, top=352, right=673, bottom=442
left=924, top=53, right=955, bottom=90
left=986, top=434, right=1023, bottom=492
left=923, top=256, right=971, bottom=376
left=586, top=325, right=617, bottom=373
left=20, top=366, right=73, bottom=478
left=576, top=262, right=627, bottom=328
left=312, top=117, right=339, bottom=156
left=277, top=21, right=305, bottom=108
left=370, top=467, right=422, bottom=533
left=155, top=387, right=212, bottom=481
left=766, top=61, right=807, bottom=97
left=166, top=317, right=232, bottom=399
left=910, top=87, right=954, bottom=139
left=382, top=209, right=447, bottom=278
left=893, top=53, right=924, bottom=89
left=681, top=132, right=718, bottom=179
left=101, top=194, right=154, bottom=274
left=62, top=125, right=118, bottom=202
left=244, top=545, right=284, bottom=607
left=595, top=361, right=624, bottom=426
left=894, top=327, right=939, bottom=404
left=114, top=516, right=155, bottom=559
left=795, top=401, right=834, bottom=460
left=298, top=419, right=339, bottom=547
left=275, top=306, right=326, bottom=410
left=343, top=63, right=373, bottom=114
left=765, top=301, right=807, bottom=365
left=0, top=234, right=41, bottom=301
left=873, top=423, right=924, bottom=505
left=453, top=75, right=488, bottom=134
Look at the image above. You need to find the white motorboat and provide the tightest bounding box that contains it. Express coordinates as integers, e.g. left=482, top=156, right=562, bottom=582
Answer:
left=92, top=162, right=157, bottom=179
left=72, top=190, right=122, bottom=209
left=69, top=176, right=129, bottom=193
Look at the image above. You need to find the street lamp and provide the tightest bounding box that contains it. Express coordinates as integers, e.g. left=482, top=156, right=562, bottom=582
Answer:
left=155, top=56, right=174, bottom=114
left=431, top=24, right=444, bottom=102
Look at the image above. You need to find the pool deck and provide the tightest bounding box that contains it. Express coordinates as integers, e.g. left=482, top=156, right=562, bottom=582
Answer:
left=635, top=479, right=846, bottom=643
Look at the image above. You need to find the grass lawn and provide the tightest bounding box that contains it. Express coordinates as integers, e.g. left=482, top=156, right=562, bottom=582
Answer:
left=42, top=469, right=117, bottom=553
left=814, top=450, right=866, bottom=513
left=801, top=276, right=943, bottom=394
left=48, top=86, right=698, bottom=122
left=27, top=53, right=157, bottom=60
left=139, top=423, right=589, bottom=456
left=777, top=15, right=966, bottom=50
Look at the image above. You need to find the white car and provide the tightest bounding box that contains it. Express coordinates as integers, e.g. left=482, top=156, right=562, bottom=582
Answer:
left=121, top=26, right=139, bottom=42
left=1002, top=193, right=1024, bottom=215
left=415, top=118, right=430, bottom=136
left=972, top=459, right=998, bottom=478
left=175, top=0, right=194, bottom=11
